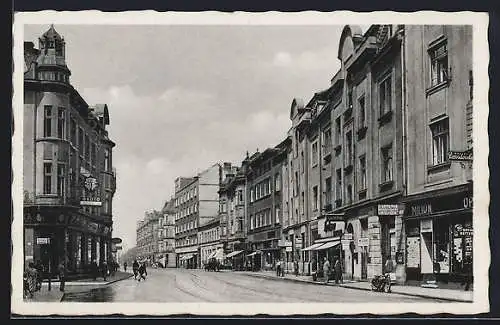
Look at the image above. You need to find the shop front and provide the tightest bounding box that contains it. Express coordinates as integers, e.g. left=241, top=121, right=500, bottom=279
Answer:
left=24, top=206, right=112, bottom=278
left=404, top=185, right=473, bottom=285
left=225, top=240, right=246, bottom=270
left=247, top=228, right=281, bottom=271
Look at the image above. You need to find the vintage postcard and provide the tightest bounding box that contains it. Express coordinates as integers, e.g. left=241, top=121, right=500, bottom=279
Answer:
left=11, top=11, right=490, bottom=316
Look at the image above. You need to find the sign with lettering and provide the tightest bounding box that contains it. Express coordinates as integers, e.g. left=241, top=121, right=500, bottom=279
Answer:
left=406, top=192, right=472, bottom=218
left=80, top=172, right=102, bottom=206
left=36, top=237, right=50, bottom=245
left=343, top=233, right=353, bottom=241
left=406, top=237, right=420, bottom=268
left=378, top=204, right=399, bottom=216
left=358, top=238, right=369, bottom=247
left=449, top=149, right=473, bottom=161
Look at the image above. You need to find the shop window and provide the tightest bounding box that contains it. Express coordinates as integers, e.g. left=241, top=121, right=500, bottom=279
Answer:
left=430, top=118, right=449, bottom=166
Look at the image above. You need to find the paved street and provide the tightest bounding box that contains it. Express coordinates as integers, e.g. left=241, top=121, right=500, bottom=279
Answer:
left=61, top=268, right=443, bottom=303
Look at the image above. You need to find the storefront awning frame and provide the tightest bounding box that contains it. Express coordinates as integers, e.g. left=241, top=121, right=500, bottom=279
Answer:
left=226, top=250, right=244, bottom=258
left=302, top=243, right=325, bottom=251
left=315, top=241, right=341, bottom=250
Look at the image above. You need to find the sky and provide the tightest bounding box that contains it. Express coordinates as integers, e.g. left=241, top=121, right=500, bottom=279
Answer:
left=24, top=24, right=368, bottom=252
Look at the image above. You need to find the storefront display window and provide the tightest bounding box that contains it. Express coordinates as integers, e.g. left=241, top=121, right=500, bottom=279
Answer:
left=452, top=220, right=473, bottom=274
left=434, top=218, right=450, bottom=274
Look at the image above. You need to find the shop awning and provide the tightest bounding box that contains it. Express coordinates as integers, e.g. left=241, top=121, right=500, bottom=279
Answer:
left=207, top=251, right=217, bottom=259
left=316, top=240, right=341, bottom=250
left=213, top=249, right=225, bottom=260
left=226, top=250, right=244, bottom=258
left=247, top=252, right=258, bottom=257
left=180, top=254, right=194, bottom=261
left=302, top=243, right=325, bottom=251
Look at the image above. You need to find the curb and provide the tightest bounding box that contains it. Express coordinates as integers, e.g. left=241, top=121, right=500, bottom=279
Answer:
left=242, top=272, right=473, bottom=303
left=60, top=274, right=133, bottom=302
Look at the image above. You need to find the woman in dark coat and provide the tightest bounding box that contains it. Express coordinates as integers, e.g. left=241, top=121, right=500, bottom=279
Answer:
left=137, top=263, right=147, bottom=281
left=132, top=260, right=139, bottom=280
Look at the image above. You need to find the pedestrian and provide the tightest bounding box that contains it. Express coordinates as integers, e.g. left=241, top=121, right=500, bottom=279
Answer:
left=334, top=258, right=342, bottom=284
left=132, top=260, right=139, bottom=280
left=322, top=257, right=330, bottom=284
left=91, top=260, right=99, bottom=281
left=101, top=261, right=108, bottom=281
left=293, top=260, right=299, bottom=276
left=138, top=263, right=147, bottom=281
left=464, top=260, right=473, bottom=291
left=34, top=260, right=43, bottom=292
left=276, top=260, right=281, bottom=277
left=124, top=262, right=128, bottom=272
left=58, top=261, right=66, bottom=292
left=24, top=262, right=38, bottom=299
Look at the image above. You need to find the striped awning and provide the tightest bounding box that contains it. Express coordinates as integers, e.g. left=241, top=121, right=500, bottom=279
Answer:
left=316, top=240, right=341, bottom=250
left=207, top=251, right=217, bottom=259
left=226, top=250, right=244, bottom=258
left=302, top=243, right=325, bottom=251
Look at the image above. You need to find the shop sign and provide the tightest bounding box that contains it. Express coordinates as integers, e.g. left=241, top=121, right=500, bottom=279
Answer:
left=286, top=247, right=292, bottom=252
left=358, top=238, right=369, bottom=247
left=36, top=237, right=50, bottom=245
left=396, top=251, right=404, bottom=264
left=407, top=192, right=472, bottom=217
left=278, top=240, right=292, bottom=247
left=80, top=168, right=102, bottom=206
left=343, top=233, right=353, bottom=241
left=406, top=237, right=420, bottom=268
left=377, top=204, right=399, bottom=216
left=448, top=148, right=473, bottom=161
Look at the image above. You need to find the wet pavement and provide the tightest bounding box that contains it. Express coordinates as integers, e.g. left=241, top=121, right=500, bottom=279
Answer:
left=61, top=268, right=444, bottom=303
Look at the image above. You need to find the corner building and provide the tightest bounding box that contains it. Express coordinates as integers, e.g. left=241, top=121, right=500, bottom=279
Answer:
left=23, top=26, right=116, bottom=277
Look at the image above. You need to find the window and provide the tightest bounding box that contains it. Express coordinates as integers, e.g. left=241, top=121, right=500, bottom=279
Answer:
left=381, top=145, right=393, bottom=182
left=336, top=169, right=342, bottom=202
left=431, top=118, right=449, bottom=165
left=78, top=128, right=84, bottom=155
left=275, top=173, right=281, bottom=191
left=312, top=186, right=318, bottom=211
left=104, top=149, right=110, bottom=171
left=70, top=118, right=77, bottom=144
left=359, top=96, right=366, bottom=127
left=359, top=155, right=367, bottom=190
left=430, top=42, right=448, bottom=86
left=335, top=117, right=342, bottom=144
left=44, top=106, right=52, bottom=137
left=57, top=164, right=65, bottom=195
left=311, top=141, right=318, bottom=166
left=275, top=205, right=281, bottom=224
left=301, top=192, right=305, bottom=215
left=379, top=75, right=392, bottom=115
left=325, top=177, right=332, bottom=207
left=322, top=127, right=332, bottom=155
left=294, top=171, right=299, bottom=195
left=345, top=131, right=353, bottom=166
left=57, top=108, right=65, bottom=139
left=43, top=162, right=52, bottom=194
left=300, top=151, right=305, bottom=173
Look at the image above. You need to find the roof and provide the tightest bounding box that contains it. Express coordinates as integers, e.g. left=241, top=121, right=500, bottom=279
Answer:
left=41, top=25, right=63, bottom=41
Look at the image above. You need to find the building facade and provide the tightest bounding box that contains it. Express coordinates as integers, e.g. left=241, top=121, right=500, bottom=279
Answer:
left=23, top=25, right=116, bottom=277
left=198, top=217, right=223, bottom=266
left=246, top=142, right=288, bottom=271
left=158, top=199, right=176, bottom=268
left=135, top=210, right=160, bottom=264
left=403, top=25, right=473, bottom=285
left=218, top=164, right=246, bottom=270
left=174, top=163, right=231, bottom=268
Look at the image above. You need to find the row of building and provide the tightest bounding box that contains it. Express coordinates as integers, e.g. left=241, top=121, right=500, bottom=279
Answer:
left=23, top=25, right=118, bottom=277
left=135, top=24, right=473, bottom=286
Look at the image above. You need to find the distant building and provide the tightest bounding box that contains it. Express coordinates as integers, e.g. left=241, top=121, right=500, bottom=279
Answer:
left=135, top=211, right=161, bottom=264
left=174, top=163, right=233, bottom=268
left=23, top=25, right=116, bottom=276
left=198, top=217, right=223, bottom=266
left=158, top=199, right=176, bottom=268
left=245, top=142, right=289, bottom=272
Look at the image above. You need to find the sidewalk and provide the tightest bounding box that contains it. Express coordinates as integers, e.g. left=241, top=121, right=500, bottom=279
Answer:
left=25, top=271, right=133, bottom=302
left=238, top=270, right=473, bottom=303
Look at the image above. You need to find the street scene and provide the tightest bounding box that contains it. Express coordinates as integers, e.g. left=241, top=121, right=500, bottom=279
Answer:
left=18, top=16, right=481, bottom=311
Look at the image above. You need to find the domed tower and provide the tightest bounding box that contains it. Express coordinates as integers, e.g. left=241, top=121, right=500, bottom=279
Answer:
left=36, top=24, right=71, bottom=84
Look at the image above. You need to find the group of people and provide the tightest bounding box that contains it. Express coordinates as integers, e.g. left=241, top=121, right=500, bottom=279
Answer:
left=90, top=260, right=117, bottom=281
left=23, top=260, right=67, bottom=299
left=322, top=257, right=343, bottom=284
left=131, top=260, right=148, bottom=281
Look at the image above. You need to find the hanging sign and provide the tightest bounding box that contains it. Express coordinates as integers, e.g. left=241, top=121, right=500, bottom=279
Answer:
left=448, top=149, right=473, bottom=161
left=80, top=170, right=102, bottom=206
left=36, top=237, right=51, bottom=245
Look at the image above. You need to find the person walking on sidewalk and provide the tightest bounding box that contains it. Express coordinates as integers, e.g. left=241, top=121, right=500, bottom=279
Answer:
left=334, top=258, right=342, bottom=284
left=137, top=263, right=147, bottom=281
left=101, top=261, right=108, bottom=281
left=276, top=260, right=281, bottom=277
left=58, top=261, right=66, bottom=292
left=91, top=260, right=99, bottom=281
left=124, top=262, right=128, bottom=272
left=132, top=260, right=139, bottom=280
left=323, top=258, right=331, bottom=284
left=293, top=260, right=299, bottom=276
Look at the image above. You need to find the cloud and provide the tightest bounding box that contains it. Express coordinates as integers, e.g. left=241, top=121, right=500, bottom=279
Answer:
left=273, top=51, right=293, bottom=67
